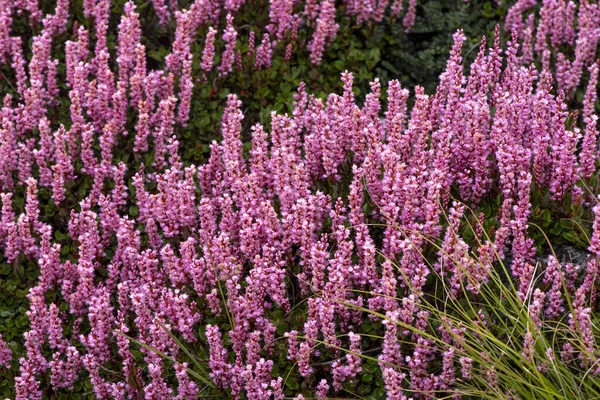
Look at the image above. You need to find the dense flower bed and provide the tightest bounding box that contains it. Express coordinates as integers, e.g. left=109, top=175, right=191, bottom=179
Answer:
left=1, top=0, right=600, bottom=399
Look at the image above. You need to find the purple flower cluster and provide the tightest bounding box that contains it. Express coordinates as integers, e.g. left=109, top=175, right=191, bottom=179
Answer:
left=506, top=0, right=600, bottom=93
left=0, top=1, right=600, bottom=398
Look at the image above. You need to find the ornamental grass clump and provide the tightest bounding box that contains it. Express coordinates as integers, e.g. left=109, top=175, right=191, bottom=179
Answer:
left=319, top=199, right=600, bottom=399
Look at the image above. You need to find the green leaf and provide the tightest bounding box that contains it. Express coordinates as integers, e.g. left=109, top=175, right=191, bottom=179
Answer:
left=562, top=231, right=578, bottom=244
left=15, top=315, right=28, bottom=328
left=286, top=377, right=299, bottom=390
left=361, top=321, right=373, bottom=332
left=333, top=59, right=346, bottom=71
left=280, top=83, right=291, bottom=94
left=0, top=264, right=11, bottom=275
left=148, top=47, right=168, bottom=62
left=367, top=48, right=381, bottom=69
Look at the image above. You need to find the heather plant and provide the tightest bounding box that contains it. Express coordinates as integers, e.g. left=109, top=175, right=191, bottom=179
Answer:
left=0, top=0, right=600, bottom=399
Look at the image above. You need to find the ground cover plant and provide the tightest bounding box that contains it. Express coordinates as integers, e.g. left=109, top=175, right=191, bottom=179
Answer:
left=1, top=0, right=600, bottom=399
